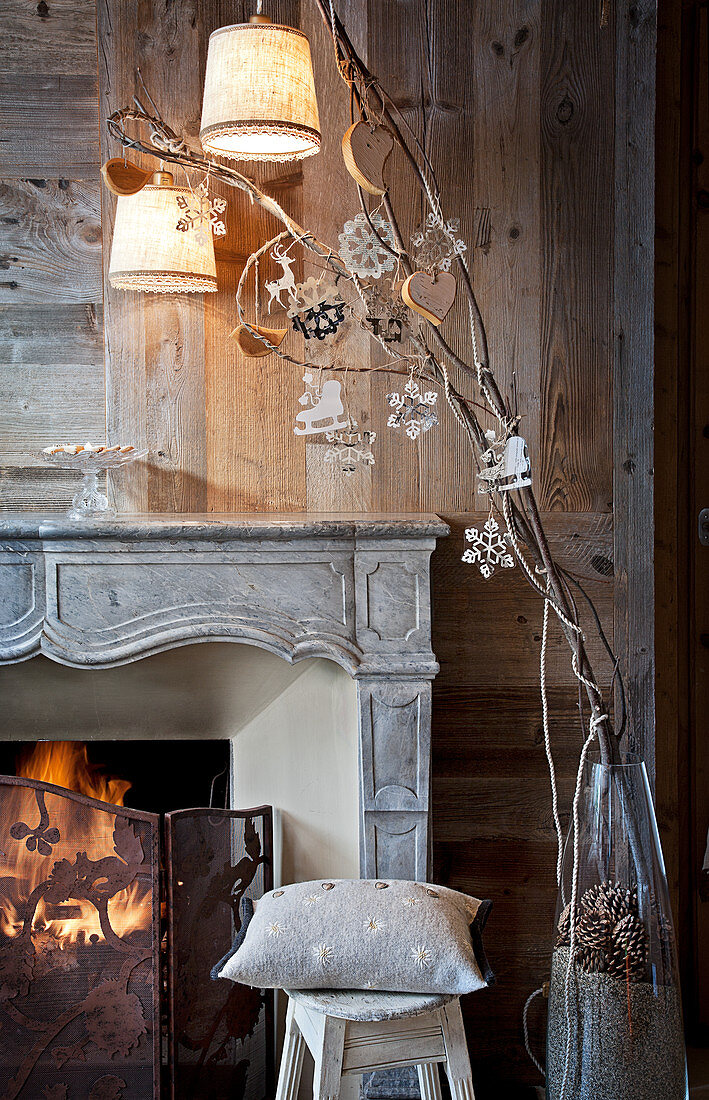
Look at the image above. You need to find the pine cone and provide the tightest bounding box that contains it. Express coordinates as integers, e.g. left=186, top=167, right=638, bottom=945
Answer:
left=580, top=883, right=603, bottom=912
left=576, top=907, right=612, bottom=952
left=557, top=903, right=571, bottom=947
left=598, top=880, right=637, bottom=923
left=607, top=912, right=647, bottom=981
left=575, top=944, right=609, bottom=973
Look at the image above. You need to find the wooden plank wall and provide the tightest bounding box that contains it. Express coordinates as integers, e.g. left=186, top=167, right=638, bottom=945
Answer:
left=0, top=1, right=656, bottom=1096
left=0, top=0, right=105, bottom=508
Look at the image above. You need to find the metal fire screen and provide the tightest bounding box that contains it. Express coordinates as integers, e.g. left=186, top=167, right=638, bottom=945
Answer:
left=165, top=807, right=273, bottom=1100
left=0, top=776, right=161, bottom=1100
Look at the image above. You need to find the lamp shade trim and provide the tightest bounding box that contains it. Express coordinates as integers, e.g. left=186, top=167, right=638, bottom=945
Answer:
left=200, top=121, right=321, bottom=162
left=108, top=271, right=218, bottom=293
left=207, top=21, right=310, bottom=42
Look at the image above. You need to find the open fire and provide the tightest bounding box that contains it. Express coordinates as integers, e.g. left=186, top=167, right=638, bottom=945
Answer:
left=0, top=742, right=272, bottom=1100
left=0, top=743, right=151, bottom=949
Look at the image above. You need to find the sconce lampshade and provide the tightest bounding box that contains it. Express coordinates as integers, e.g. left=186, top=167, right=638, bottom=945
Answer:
left=200, top=19, right=321, bottom=162
left=108, top=172, right=218, bottom=293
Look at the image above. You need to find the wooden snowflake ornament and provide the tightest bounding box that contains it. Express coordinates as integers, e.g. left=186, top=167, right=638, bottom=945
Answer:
left=175, top=181, right=226, bottom=245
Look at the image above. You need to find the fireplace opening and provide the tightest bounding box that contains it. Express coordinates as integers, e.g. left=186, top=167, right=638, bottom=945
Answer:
left=0, top=741, right=273, bottom=1100
left=0, top=740, right=232, bottom=817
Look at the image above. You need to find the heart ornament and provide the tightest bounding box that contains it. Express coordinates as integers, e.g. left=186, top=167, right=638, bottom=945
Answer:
left=401, top=271, right=457, bottom=326
left=342, top=122, right=394, bottom=196
left=230, top=323, right=287, bottom=358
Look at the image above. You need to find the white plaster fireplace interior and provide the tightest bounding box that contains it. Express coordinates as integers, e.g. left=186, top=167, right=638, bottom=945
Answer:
left=0, top=513, right=449, bottom=885
left=0, top=646, right=361, bottom=885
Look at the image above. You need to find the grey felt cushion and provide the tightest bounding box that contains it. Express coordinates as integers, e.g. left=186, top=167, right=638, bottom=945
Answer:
left=216, top=879, right=494, bottom=994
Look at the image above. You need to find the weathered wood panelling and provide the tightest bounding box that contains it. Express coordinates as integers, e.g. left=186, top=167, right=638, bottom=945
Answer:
left=0, top=0, right=104, bottom=511
left=0, top=1, right=656, bottom=1095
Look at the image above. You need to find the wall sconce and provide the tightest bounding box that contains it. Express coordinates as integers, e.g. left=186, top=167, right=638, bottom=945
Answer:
left=108, top=171, right=218, bottom=293
left=200, top=16, right=321, bottom=163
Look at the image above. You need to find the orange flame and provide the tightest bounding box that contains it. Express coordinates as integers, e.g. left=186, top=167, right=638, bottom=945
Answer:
left=15, top=741, right=132, bottom=807
left=1, top=742, right=151, bottom=949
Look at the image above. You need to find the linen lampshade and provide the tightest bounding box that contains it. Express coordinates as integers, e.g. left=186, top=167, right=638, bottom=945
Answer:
left=108, top=172, right=218, bottom=293
left=200, top=19, right=321, bottom=162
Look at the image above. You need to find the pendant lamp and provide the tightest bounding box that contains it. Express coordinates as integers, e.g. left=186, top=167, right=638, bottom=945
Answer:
left=200, top=16, right=321, bottom=163
left=108, top=172, right=218, bottom=293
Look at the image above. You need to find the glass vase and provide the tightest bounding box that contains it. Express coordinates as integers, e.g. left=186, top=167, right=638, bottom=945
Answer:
left=546, top=754, right=688, bottom=1100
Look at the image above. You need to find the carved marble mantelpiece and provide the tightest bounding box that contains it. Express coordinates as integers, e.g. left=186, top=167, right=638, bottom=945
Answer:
left=0, top=512, right=449, bottom=881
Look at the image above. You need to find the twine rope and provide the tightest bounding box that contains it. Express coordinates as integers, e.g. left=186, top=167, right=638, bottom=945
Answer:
left=522, top=987, right=546, bottom=1078
left=541, top=586, right=564, bottom=889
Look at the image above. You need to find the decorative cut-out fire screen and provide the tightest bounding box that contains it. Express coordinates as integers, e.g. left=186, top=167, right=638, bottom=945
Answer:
left=0, top=776, right=272, bottom=1100
left=165, top=808, right=273, bottom=1100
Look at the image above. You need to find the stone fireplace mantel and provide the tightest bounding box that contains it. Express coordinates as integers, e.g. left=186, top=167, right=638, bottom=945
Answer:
left=0, top=512, right=449, bottom=882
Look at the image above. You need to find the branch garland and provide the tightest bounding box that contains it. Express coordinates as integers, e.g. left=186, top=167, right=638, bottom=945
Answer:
left=105, top=12, right=622, bottom=763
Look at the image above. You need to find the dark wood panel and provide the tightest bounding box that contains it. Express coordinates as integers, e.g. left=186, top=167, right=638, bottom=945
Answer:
left=539, top=0, right=614, bottom=513
left=0, top=179, right=102, bottom=304
left=433, top=514, right=615, bottom=690
left=613, top=0, right=656, bottom=763
left=469, top=0, right=542, bottom=503
left=433, top=685, right=595, bottom=777
left=0, top=75, right=99, bottom=178
left=654, top=0, right=691, bottom=1004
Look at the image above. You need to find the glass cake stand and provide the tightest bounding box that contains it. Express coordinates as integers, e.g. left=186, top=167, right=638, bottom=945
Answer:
left=41, top=446, right=148, bottom=520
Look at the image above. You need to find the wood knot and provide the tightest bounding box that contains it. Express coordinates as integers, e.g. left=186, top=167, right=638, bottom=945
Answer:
left=556, top=95, right=574, bottom=125
left=36, top=1, right=49, bottom=17
left=491, top=41, right=504, bottom=57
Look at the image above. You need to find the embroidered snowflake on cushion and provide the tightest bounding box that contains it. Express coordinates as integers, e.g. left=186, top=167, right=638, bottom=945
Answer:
left=303, top=895, right=321, bottom=906
left=412, top=945, right=432, bottom=969
left=314, top=944, right=334, bottom=965
left=365, top=917, right=386, bottom=934
left=267, top=922, right=284, bottom=937
left=338, top=212, right=397, bottom=278
left=402, top=896, right=418, bottom=907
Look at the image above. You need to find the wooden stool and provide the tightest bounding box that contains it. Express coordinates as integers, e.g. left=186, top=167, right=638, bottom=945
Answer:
left=275, top=989, right=476, bottom=1100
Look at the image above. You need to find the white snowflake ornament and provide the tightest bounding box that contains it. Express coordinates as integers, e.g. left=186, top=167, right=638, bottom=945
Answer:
left=386, top=378, right=438, bottom=440
left=338, top=212, right=397, bottom=278
left=462, top=516, right=515, bottom=579
left=324, top=423, right=376, bottom=475
left=411, top=212, right=467, bottom=273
